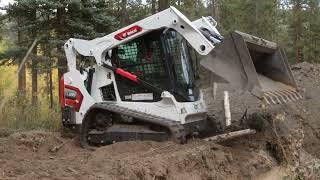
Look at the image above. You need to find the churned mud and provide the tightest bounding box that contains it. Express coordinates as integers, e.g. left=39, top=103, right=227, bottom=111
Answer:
left=0, top=62, right=319, bottom=180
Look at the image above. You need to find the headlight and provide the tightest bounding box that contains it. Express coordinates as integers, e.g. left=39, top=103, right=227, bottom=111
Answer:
left=65, top=89, right=77, bottom=100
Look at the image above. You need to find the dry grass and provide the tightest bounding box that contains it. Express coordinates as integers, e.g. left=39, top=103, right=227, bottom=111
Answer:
left=0, top=101, right=61, bottom=131
left=0, top=66, right=61, bottom=131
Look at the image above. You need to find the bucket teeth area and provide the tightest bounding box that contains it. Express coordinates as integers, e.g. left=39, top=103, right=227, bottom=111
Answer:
left=257, top=74, right=301, bottom=104
left=200, top=30, right=300, bottom=105
left=263, top=88, right=302, bottom=105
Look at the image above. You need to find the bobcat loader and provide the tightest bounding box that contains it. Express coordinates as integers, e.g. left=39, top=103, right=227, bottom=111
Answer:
left=60, top=7, right=301, bottom=148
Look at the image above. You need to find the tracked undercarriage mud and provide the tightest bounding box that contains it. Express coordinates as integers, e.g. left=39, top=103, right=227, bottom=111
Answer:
left=80, top=102, right=186, bottom=147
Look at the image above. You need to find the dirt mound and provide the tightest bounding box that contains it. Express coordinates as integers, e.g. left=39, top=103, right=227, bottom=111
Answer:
left=291, top=62, right=320, bottom=158
left=0, top=131, right=279, bottom=179
left=0, top=62, right=319, bottom=179
left=204, top=62, right=320, bottom=156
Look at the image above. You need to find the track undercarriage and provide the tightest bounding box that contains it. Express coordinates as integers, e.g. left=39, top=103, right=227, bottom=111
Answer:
left=77, top=102, right=259, bottom=148
left=80, top=102, right=192, bottom=148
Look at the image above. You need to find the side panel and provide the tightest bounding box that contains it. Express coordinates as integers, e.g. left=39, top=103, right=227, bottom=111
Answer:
left=114, top=91, right=207, bottom=124
left=90, top=65, right=120, bottom=102
left=64, top=66, right=208, bottom=125
left=63, top=70, right=96, bottom=124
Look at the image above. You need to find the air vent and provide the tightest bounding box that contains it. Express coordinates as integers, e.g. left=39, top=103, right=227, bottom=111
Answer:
left=100, top=83, right=116, bottom=101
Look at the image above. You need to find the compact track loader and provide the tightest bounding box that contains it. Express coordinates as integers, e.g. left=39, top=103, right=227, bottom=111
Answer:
left=60, top=7, right=300, bottom=148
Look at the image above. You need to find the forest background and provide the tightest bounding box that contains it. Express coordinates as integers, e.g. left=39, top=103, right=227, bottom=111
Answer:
left=0, top=0, right=319, bottom=130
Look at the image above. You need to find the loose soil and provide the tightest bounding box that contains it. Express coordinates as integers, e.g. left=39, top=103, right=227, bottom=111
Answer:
left=0, top=62, right=320, bottom=180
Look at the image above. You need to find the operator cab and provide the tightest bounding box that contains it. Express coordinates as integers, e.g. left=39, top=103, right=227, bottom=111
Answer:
left=111, top=28, right=200, bottom=102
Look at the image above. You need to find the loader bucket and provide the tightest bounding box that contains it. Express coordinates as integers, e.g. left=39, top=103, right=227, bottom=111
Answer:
left=200, top=31, right=301, bottom=104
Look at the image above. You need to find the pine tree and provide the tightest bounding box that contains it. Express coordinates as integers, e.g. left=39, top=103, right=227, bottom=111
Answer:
left=303, top=0, right=320, bottom=63
left=2, top=0, right=118, bottom=104
left=291, top=0, right=304, bottom=63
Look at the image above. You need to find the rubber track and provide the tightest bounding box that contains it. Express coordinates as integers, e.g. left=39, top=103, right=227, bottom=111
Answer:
left=80, top=102, right=186, bottom=148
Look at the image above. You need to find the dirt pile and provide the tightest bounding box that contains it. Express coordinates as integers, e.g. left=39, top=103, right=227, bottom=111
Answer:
left=0, top=62, right=319, bottom=180
left=290, top=62, right=320, bottom=158
left=0, top=131, right=279, bottom=179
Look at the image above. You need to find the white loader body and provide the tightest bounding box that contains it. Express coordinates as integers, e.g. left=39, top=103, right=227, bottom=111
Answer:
left=60, top=7, right=299, bottom=147
left=62, top=7, right=219, bottom=127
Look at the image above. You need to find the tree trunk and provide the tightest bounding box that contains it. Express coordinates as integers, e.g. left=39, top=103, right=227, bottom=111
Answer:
left=293, top=0, right=303, bottom=63
left=212, top=0, right=219, bottom=21
left=158, top=0, right=169, bottom=11
left=31, top=56, right=38, bottom=106
left=45, top=62, right=53, bottom=109
left=48, top=44, right=54, bottom=109
left=18, top=61, right=26, bottom=96
left=56, top=6, right=67, bottom=103
left=195, top=0, right=200, bottom=16
left=31, top=9, right=38, bottom=106
left=17, top=17, right=26, bottom=98
left=16, top=16, right=26, bottom=128
left=255, top=0, right=259, bottom=35
left=45, top=39, right=54, bottom=109
left=306, top=0, right=317, bottom=62
left=151, top=0, right=157, bottom=14
left=49, top=66, right=53, bottom=108
left=120, top=0, right=128, bottom=26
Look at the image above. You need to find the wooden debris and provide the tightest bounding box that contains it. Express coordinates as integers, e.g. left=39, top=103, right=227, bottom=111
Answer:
left=49, top=136, right=77, bottom=153
left=204, top=129, right=256, bottom=142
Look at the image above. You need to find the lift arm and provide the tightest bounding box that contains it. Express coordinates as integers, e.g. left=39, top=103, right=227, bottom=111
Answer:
left=64, top=6, right=215, bottom=71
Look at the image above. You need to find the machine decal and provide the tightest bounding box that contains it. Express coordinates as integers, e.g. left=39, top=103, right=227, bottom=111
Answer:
left=131, top=93, right=154, bottom=101
left=124, top=95, right=132, bottom=100
left=115, top=25, right=143, bottom=40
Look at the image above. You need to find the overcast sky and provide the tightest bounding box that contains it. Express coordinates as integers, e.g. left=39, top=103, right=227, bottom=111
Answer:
left=0, top=0, right=14, bottom=7
left=0, top=0, right=14, bottom=13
